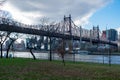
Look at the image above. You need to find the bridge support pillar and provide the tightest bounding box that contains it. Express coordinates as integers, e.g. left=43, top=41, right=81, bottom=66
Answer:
left=90, top=30, right=93, bottom=47
left=118, top=42, right=120, bottom=52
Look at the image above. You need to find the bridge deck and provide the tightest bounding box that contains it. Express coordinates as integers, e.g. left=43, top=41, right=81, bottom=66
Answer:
left=0, top=24, right=117, bottom=47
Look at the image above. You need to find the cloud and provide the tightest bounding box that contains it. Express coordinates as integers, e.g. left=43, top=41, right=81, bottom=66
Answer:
left=117, top=27, right=120, bottom=33
left=2, top=0, right=112, bottom=25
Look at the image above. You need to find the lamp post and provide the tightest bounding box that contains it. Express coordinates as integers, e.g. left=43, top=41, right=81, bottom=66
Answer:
left=49, top=37, right=52, bottom=61
left=108, top=30, right=111, bottom=66
left=118, top=32, right=120, bottom=52
left=79, top=26, right=82, bottom=50
left=108, top=39, right=111, bottom=66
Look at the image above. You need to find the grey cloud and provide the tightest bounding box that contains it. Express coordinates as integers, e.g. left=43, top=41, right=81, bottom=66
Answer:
left=8, top=0, right=39, bottom=12
left=6, top=0, right=111, bottom=25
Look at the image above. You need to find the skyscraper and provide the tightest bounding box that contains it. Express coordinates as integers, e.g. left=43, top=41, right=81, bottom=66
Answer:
left=106, top=29, right=118, bottom=41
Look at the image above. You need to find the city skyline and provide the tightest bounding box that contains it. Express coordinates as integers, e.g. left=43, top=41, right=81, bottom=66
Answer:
left=88, top=0, right=120, bottom=32
left=1, top=0, right=120, bottom=32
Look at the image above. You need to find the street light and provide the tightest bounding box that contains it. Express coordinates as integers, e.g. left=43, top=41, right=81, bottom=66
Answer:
left=79, top=26, right=82, bottom=50
left=108, top=30, right=111, bottom=67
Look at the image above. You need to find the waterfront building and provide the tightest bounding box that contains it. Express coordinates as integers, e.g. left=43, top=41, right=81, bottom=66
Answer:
left=106, top=29, right=118, bottom=41
left=13, top=40, right=26, bottom=51
left=118, top=32, right=120, bottom=51
left=101, top=29, right=118, bottom=41
left=92, top=26, right=99, bottom=39
left=101, top=31, right=107, bottom=40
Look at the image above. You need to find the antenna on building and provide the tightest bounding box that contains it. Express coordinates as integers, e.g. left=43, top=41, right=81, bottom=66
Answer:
left=106, top=24, right=108, bottom=40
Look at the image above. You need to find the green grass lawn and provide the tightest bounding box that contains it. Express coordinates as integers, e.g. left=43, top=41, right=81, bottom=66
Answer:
left=0, top=58, right=120, bottom=80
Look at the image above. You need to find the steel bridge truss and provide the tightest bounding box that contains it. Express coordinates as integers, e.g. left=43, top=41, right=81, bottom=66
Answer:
left=0, top=15, right=118, bottom=47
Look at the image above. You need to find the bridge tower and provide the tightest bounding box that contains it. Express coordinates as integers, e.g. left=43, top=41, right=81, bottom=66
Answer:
left=93, top=25, right=100, bottom=47
left=64, top=14, right=72, bottom=36
left=97, top=25, right=100, bottom=48
left=63, top=14, right=73, bottom=52
left=97, top=25, right=100, bottom=41
left=90, top=29, right=93, bottom=46
left=93, top=25, right=100, bottom=40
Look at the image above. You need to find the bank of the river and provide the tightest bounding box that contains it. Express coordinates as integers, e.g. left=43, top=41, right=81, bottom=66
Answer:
left=90, top=52, right=120, bottom=55
left=0, top=58, right=120, bottom=80
left=3, top=51, right=120, bottom=64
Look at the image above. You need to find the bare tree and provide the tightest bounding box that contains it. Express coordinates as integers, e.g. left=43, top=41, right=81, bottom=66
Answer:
left=0, top=0, right=7, bottom=7
left=39, top=17, right=49, bottom=26
left=0, top=0, right=13, bottom=58
left=0, top=0, right=11, bottom=19
left=24, top=17, right=50, bottom=60
left=29, top=47, right=36, bottom=60
left=26, top=35, right=37, bottom=60
left=56, top=39, right=66, bottom=66
left=5, top=33, right=19, bottom=58
left=0, top=31, right=10, bottom=58
left=39, top=17, right=57, bottom=61
left=55, top=38, right=74, bottom=66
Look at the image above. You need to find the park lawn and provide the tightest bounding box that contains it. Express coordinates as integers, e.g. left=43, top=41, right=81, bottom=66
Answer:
left=0, top=58, right=120, bottom=80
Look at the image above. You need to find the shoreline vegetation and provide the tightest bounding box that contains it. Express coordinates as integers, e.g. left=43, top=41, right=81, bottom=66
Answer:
left=0, top=58, right=120, bottom=80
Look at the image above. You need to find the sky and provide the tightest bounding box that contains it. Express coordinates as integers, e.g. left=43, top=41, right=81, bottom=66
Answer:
left=87, top=0, right=120, bottom=32
left=0, top=0, right=120, bottom=33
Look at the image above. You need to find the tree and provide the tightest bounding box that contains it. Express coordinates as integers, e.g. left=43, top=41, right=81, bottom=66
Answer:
left=24, top=17, right=50, bottom=60
left=55, top=38, right=74, bottom=65
left=26, top=35, right=37, bottom=60
left=0, top=31, right=10, bottom=58
left=56, top=39, right=66, bottom=66
left=39, top=17, right=57, bottom=61
left=5, top=33, right=19, bottom=58
left=0, top=0, right=13, bottom=58
left=0, top=0, right=7, bottom=8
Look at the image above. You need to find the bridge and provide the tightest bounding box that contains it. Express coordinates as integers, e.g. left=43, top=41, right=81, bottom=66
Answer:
left=0, top=15, right=118, bottom=47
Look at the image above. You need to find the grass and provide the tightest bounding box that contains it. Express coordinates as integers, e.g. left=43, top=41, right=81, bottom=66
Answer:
left=0, top=58, right=120, bottom=80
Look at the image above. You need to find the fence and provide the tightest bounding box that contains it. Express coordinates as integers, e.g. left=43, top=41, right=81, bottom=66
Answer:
left=10, top=51, right=120, bottom=65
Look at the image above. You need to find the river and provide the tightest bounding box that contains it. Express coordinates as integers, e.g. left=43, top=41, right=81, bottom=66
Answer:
left=3, top=51, right=120, bottom=64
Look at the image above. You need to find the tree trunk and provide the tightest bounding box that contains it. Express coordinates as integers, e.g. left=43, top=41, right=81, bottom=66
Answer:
left=6, top=46, right=10, bottom=58
left=0, top=32, right=11, bottom=58
left=30, top=48, right=36, bottom=60
left=0, top=44, right=3, bottom=58
left=49, top=37, right=52, bottom=61
left=62, top=55, right=65, bottom=66
left=6, top=40, right=15, bottom=58
left=62, top=40, right=66, bottom=66
left=57, top=39, right=66, bottom=66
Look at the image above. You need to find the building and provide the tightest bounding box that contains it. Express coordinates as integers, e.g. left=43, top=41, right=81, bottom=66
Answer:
left=92, top=26, right=99, bottom=39
left=5, top=39, right=26, bottom=51
left=82, top=29, right=90, bottom=38
left=13, top=40, right=25, bottom=51
left=101, top=29, right=118, bottom=41
left=101, top=31, right=107, bottom=40
left=118, top=32, right=120, bottom=51
left=106, top=29, right=118, bottom=41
